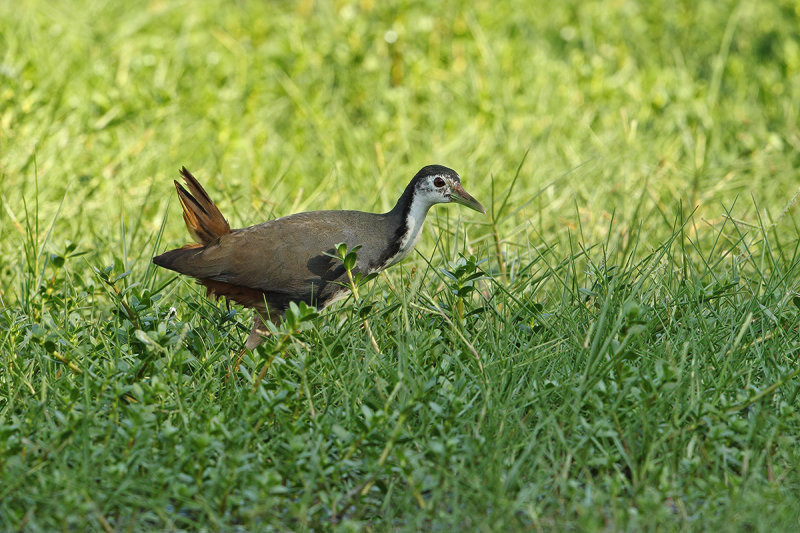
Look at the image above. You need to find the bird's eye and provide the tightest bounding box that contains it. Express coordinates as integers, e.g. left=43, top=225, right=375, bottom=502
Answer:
left=433, top=177, right=446, bottom=188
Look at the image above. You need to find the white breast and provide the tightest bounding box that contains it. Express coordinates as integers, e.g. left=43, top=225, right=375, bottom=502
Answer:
left=380, top=194, right=432, bottom=269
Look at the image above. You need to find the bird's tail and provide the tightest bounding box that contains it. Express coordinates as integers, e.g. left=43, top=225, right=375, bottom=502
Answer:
left=174, top=166, right=231, bottom=245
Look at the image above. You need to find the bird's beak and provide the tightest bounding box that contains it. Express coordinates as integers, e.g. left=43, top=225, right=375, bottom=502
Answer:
left=450, top=184, right=486, bottom=214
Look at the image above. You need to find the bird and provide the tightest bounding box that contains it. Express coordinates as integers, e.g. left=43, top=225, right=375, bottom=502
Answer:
left=153, top=165, right=485, bottom=350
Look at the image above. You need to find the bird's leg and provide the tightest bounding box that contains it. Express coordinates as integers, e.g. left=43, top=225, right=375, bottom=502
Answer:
left=245, top=312, right=269, bottom=351
left=233, top=310, right=271, bottom=371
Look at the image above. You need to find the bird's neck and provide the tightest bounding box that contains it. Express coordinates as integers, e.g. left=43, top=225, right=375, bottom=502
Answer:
left=384, top=186, right=433, bottom=268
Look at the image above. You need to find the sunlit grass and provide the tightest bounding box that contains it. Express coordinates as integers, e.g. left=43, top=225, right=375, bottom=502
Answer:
left=2, top=0, right=800, bottom=530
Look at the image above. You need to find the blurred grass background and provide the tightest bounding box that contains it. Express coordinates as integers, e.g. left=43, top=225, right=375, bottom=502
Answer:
left=2, top=0, right=800, bottom=530
left=3, top=0, right=798, bottom=258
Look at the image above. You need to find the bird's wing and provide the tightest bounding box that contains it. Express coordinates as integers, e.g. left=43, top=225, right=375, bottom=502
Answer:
left=185, top=211, right=390, bottom=294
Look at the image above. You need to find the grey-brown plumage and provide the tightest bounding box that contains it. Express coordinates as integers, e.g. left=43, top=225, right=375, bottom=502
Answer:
left=153, top=165, right=484, bottom=350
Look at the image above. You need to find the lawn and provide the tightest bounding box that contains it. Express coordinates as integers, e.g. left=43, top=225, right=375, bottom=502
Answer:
left=2, top=0, right=800, bottom=530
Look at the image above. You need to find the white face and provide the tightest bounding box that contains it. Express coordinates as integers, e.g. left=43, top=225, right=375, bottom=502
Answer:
left=414, top=172, right=485, bottom=214
left=415, top=173, right=459, bottom=207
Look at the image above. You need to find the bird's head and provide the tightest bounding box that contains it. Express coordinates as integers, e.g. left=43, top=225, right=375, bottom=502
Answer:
left=411, top=165, right=485, bottom=214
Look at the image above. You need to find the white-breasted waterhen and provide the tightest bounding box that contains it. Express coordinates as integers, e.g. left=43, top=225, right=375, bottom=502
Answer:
left=153, top=165, right=485, bottom=350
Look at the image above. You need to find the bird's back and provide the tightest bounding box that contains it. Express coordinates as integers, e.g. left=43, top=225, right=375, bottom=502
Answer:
left=155, top=209, right=394, bottom=309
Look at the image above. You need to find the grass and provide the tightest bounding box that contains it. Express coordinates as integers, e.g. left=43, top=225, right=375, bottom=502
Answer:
left=2, top=0, right=800, bottom=530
